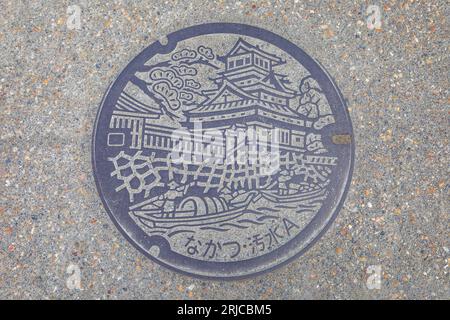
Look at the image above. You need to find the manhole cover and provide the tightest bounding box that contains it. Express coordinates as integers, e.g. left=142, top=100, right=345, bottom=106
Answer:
left=92, top=23, right=354, bottom=279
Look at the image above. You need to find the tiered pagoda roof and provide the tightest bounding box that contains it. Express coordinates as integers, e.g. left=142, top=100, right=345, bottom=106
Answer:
left=184, top=38, right=302, bottom=129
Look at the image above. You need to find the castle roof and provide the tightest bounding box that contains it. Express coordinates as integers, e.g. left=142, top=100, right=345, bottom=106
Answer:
left=217, top=38, right=285, bottom=66
left=187, top=79, right=298, bottom=118
left=260, top=72, right=296, bottom=94
left=199, top=80, right=256, bottom=105
left=187, top=98, right=298, bottom=118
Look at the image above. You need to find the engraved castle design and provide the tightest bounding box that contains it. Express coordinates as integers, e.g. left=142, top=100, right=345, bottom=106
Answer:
left=105, top=38, right=338, bottom=262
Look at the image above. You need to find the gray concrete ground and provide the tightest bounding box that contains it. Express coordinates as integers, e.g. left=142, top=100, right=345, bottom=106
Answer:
left=0, top=0, right=448, bottom=299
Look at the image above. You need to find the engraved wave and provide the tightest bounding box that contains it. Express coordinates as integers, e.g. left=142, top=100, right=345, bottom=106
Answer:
left=235, top=219, right=265, bottom=225
left=168, top=229, right=195, bottom=237
left=199, top=226, right=230, bottom=232
left=218, top=223, right=249, bottom=229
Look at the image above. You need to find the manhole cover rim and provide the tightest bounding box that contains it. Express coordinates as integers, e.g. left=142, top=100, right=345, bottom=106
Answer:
left=91, top=22, right=355, bottom=280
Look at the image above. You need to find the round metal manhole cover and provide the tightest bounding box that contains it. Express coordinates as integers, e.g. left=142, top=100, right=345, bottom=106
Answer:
left=92, top=23, right=354, bottom=279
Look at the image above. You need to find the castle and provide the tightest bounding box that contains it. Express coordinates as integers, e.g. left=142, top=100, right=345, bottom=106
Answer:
left=106, top=38, right=338, bottom=194
left=108, top=39, right=312, bottom=158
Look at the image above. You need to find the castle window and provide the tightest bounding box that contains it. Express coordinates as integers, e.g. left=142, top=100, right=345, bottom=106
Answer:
left=264, top=61, right=269, bottom=69
left=236, top=59, right=243, bottom=67
left=107, top=133, right=125, bottom=147
left=229, top=61, right=234, bottom=68
left=245, top=57, right=250, bottom=64
left=292, top=135, right=304, bottom=147
left=279, top=130, right=290, bottom=144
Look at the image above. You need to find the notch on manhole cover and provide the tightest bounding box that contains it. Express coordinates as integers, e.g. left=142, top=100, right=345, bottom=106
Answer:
left=92, top=23, right=354, bottom=279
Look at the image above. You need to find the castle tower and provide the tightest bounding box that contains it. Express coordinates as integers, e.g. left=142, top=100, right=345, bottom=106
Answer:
left=183, top=38, right=307, bottom=152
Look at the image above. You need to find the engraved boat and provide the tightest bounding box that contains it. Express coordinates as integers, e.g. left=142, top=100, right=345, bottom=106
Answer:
left=131, top=191, right=260, bottom=229
left=260, top=187, right=326, bottom=204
